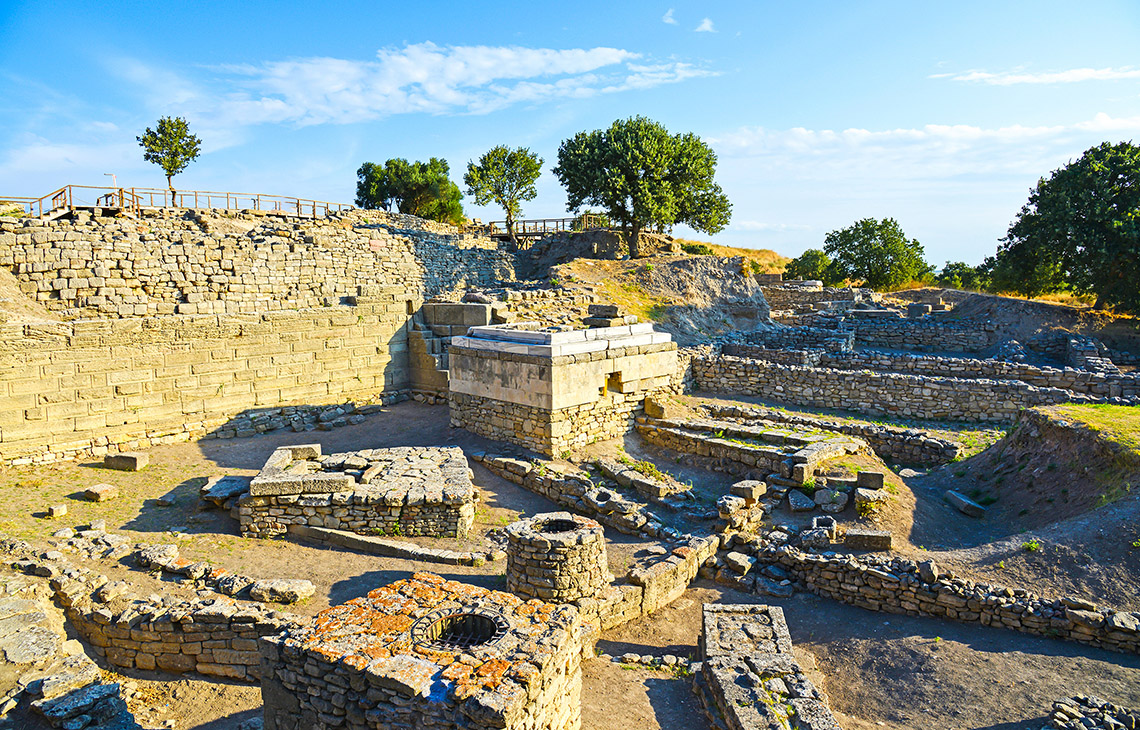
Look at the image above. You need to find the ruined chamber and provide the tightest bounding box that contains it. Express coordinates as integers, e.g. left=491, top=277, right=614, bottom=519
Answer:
left=260, top=572, right=583, bottom=730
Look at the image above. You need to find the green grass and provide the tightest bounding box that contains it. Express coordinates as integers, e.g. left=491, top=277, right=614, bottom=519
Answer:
left=1050, top=404, right=1140, bottom=456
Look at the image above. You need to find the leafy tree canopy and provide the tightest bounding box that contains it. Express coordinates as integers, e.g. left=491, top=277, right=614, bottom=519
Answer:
left=137, top=116, right=201, bottom=196
left=463, top=145, right=543, bottom=244
left=936, top=261, right=988, bottom=291
left=552, top=116, right=731, bottom=257
left=823, top=217, right=931, bottom=291
left=997, top=141, right=1140, bottom=310
left=784, top=248, right=836, bottom=284
left=355, top=158, right=465, bottom=225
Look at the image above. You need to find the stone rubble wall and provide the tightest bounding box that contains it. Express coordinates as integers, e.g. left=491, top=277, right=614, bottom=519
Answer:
left=761, top=545, right=1140, bottom=656
left=722, top=344, right=823, bottom=366
left=54, top=579, right=301, bottom=681
left=736, top=326, right=855, bottom=352
left=0, top=294, right=413, bottom=464
left=819, top=350, right=1140, bottom=399
left=703, top=404, right=961, bottom=467
left=692, top=354, right=1105, bottom=423
left=845, top=315, right=995, bottom=352
left=240, top=493, right=473, bottom=539
left=760, top=284, right=864, bottom=310
left=0, top=209, right=515, bottom=318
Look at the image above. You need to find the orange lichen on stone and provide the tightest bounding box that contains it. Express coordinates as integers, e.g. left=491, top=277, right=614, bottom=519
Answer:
left=441, top=662, right=472, bottom=682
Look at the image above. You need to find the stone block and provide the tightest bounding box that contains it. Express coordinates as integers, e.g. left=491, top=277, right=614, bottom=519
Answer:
left=729, top=480, right=767, bottom=503
left=103, top=452, right=148, bottom=471
left=855, top=471, right=885, bottom=489
left=943, top=490, right=986, bottom=518
left=48, top=504, right=68, bottom=518
left=84, top=484, right=119, bottom=502
left=844, top=529, right=892, bottom=551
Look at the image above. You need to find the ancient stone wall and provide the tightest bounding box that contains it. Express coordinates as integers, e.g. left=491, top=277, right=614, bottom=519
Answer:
left=0, top=209, right=515, bottom=318
left=506, top=513, right=609, bottom=602
left=737, top=326, right=854, bottom=352
left=766, top=546, right=1140, bottom=656
left=846, top=316, right=994, bottom=352
left=819, top=350, right=1140, bottom=398
left=0, top=293, right=413, bottom=464
left=54, top=580, right=299, bottom=681
left=760, top=284, right=863, bottom=311
left=692, top=355, right=1100, bottom=423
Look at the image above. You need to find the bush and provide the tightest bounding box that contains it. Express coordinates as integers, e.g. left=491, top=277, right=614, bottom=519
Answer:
left=681, top=242, right=716, bottom=256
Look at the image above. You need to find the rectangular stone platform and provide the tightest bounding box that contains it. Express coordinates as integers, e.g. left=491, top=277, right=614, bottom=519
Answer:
left=240, top=444, right=476, bottom=538
left=696, top=604, right=842, bottom=730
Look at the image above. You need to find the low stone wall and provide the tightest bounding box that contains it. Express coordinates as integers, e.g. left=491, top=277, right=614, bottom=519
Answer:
left=54, top=580, right=299, bottom=681
left=764, top=545, right=1140, bottom=656
left=693, top=354, right=1097, bottom=423
left=259, top=572, right=582, bottom=730
left=722, top=344, right=823, bottom=366
left=737, top=326, right=854, bottom=352
left=847, top=316, right=994, bottom=352
left=820, top=349, right=1140, bottom=399
left=760, top=284, right=864, bottom=311
left=703, top=404, right=961, bottom=466
left=240, top=445, right=476, bottom=539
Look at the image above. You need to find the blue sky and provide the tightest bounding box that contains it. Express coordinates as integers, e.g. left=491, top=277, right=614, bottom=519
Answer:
left=2, top=0, right=1139, bottom=266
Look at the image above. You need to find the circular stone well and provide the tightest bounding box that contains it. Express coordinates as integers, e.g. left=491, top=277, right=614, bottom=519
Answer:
left=505, top=511, right=609, bottom=602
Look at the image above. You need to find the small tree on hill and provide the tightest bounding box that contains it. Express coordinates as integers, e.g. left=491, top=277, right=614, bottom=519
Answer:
left=463, top=145, right=543, bottom=246
left=355, top=158, right=464, bottom=225
left=996, top=141, right=1140, bottom=310
left=553, top=116, right=731, bottom=257
left=823, top=217, right=931, bottom=290
left=137, top=116, right=201, bottom=203
left=784, top=248, right=835, bottom=283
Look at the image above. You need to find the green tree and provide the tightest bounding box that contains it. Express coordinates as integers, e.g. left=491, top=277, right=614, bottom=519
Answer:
left=137, top=116, right=201, bottom=201
left=823, top=217, right=931, bottom=291
left=463, top=145, right=543, bottom=245
left=997, top=141, right=1140, bottom=310
left=784, top=248, right=835, bottom=283
left=355, top=158, right=464, bottom=225
left=553, top=116, right=732, bottom=257
left=936, top=261, right=988, bottom=291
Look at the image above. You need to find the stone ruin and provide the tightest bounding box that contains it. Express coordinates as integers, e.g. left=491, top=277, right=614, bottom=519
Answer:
left=695, top=604, right=841, bottom=730
left=447, top=322, right=677, bottom=455
left=239, top=444, right=476, bottom=539
left=259, top=572, right=582, bottom=730
left=506, top=512, right=611, bottom=602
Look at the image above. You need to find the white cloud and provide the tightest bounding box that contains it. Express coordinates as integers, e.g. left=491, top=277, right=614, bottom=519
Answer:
left=210, top=42, right=709, bottom=126
left=695, top=18, right=715, bottom=33
left=662, top=8, right=677, bottom=24
left=937, top=66, right=1140, bottom=85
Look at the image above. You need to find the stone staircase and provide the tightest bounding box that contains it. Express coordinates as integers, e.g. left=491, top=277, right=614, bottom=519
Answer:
left=408, top=302, right=496, bottom=404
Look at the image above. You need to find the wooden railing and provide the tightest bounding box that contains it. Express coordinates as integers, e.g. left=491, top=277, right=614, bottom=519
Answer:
left=484, top=213, right=609, bottom=239
left=0, top=185, right=351, bottom=220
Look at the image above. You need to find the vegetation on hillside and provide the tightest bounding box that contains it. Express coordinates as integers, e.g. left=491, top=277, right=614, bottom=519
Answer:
left=1050, top=404, right=1140, bottom=457
left=355, top=158, right=465, bottom=225
left=553, top=116, right=732, bottom=258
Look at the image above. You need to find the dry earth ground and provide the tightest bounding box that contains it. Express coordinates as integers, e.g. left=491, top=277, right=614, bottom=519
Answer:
left=3, top=400, right=1139, bottom=728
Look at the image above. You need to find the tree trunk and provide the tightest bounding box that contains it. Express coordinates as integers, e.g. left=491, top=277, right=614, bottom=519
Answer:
left=167, top=175, right=177, bottom=208
left=628, top=222, right=644, bottom=259
left=506, top=214, right=517, bottom=248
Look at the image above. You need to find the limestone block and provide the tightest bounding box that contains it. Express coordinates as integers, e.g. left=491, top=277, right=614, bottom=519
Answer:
left=103, top=452, right=148, bottom=471
left=84, top=484, right=119, bottom=502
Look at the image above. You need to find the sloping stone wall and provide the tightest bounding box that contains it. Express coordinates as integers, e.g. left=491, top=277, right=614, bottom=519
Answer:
left=0, top=209, right=514, bottom=318
left=0, top=293, right=412, bottom=464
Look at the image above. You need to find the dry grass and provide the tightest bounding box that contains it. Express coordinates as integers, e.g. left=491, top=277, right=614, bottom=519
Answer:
left=673, top=238, right=789, bottom=274
left=1049, top=404, right=1140, bottom=457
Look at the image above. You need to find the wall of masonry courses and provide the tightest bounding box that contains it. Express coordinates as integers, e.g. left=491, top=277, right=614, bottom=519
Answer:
left=738, top=326, right=855, bottom=351
left=762, top=545, right=1140, bottom=656
left=722, top=345, right=823, bottom=366
left=759, top=284, right=862, bottom=310
left=0, top=294, right=413, bottom=464
left=704, top=404, right=961, bottom=467
left=259, top=572, right=582, bottom=730
left=818, top=350, right=1140, bottom=399
left=692, top=354, right=1096, bottom=423
left=0, top=209, right=516, bottom=318
left=845, top=316, right=995, bottom=352
left=54, top=580, right=300, bottom=681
